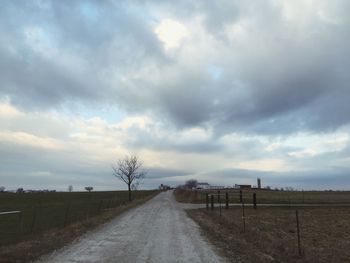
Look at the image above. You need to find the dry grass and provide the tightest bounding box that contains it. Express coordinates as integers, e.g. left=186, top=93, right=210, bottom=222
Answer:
left=0, top=192, right=159, bottom=263
left=187, top=206, right=350, bottom=263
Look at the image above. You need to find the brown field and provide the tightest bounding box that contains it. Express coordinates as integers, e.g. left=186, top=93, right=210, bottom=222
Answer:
left=174, top=189, right=350, bottom=205
left=187, top=206, right=350, bottom=263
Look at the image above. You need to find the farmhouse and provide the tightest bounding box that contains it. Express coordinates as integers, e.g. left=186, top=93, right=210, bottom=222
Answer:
left=196, top=182, right=210, bottom=189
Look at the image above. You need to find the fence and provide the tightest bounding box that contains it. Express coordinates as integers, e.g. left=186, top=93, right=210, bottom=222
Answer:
left=204, top=191, right=303, bottom=255
left=175, top=188, right=350, bottom=205
left=205, top=191, right=257, bottom=210
left=0, top=211, right=22, bottom=245
left=0, top=190, right=157, bottom=247
left=201, top=191, right=350, bottom=260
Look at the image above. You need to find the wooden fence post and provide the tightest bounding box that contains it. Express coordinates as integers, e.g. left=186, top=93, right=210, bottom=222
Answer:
left=253, top=193, right=257, bottom=209
left=211, top=195, right=214, bottom=211
left=206, top=194, right=209, bottom=210
left=241, top=202, right=246, bottom=233
left=217, top=190, right=220, bottom=203
left=302, top=190, right=305, bottom=204
left=225, top=192, right=229, bottom=209
left=239, top=190, right=243, bottom=203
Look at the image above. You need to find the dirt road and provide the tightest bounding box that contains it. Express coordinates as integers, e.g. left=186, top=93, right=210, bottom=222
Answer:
left=38, top=190, right=225, bottom=263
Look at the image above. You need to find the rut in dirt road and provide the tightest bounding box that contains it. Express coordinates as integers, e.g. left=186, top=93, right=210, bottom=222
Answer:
left=37, top=190, right=226, bottom=263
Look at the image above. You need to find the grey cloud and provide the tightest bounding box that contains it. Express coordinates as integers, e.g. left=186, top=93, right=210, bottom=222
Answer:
left=0, top=0, right=165, bottom=109
left=117, top=121, right=224, bottom=154
left=129, top=136, right=222, bottom=154
left=1, top=0, right=350, bottom=136
left=145, top=167, right=191, bottom=179
left=145, top=0, right=350, bottom=135
left=0, top=140, right=126, bottom=190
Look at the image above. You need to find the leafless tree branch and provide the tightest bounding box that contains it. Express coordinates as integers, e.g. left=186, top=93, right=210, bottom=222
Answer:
left=112, top=155, right=147, bottom=201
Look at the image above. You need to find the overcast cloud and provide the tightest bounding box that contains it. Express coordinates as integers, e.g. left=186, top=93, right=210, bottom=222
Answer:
left=1, top=0, right=350, bottom=191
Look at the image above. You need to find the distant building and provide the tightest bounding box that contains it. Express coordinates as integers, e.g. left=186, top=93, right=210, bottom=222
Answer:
left=159, top=184, right=171, bottom=190
left=16, top=188, right=24, bottom=193
left=196, top=183, right=227, bottom=190
left=209, top=185, right=225, bottom=190
left=196, top=182, right=210, bottom=189
left=235, top=184, right=252, bottom=190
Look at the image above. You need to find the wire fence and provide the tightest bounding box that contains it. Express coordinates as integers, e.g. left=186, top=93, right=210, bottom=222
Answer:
left=200, top=191, right=350, bottom=261
left=0, top=190, right=157, bottom=247
left=176, top=188, right=350, bottom=205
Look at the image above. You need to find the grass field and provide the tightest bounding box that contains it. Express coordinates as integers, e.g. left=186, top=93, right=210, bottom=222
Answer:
left=178, top=189, right=350, bottom=262
left=174, top=189, right=350, bottom=205
left=187, top=206, right=350, bottom=262
left=0, top=190, right=158, bottom=247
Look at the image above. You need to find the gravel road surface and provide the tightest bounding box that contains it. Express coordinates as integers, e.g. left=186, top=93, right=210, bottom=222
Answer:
left=38, top=190, right=225, bottom=263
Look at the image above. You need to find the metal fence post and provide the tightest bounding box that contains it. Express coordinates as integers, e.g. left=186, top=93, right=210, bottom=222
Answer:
left=296, top=210, right=302, bottom=256
left=98, top=200, right=103, bottom=212
left=64, top=203, right=70, bottom=226
left=16, top=211, right=22, bottom=242
left=239, top=190, right=243, bottom=203
left=211, top=194, right=214, bottom=211
left=18, top=211, right=22, bottom=233
left=31, top=206, right=37, bottom=233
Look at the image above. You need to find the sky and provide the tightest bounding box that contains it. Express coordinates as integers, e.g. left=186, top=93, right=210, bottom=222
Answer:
left=1, top=0, right=350, bottom=191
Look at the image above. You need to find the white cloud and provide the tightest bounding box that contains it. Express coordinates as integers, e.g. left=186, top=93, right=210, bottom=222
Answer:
left=0, top=130, right=63, bottom=150
left=287, top=132, right=349, bottom=158
left=155, top=19, right=189, bottom=49
left=115, top=116, right=153, bottom=130
left=0, top=100, right=24, bottom=119
left=265, top=142, right=282, bottom=152
left=237, top=159, right=290, bottom=172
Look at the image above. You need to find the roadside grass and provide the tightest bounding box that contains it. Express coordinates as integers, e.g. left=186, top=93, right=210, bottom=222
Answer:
left=0, top=190, right=159, bottom=262
left=187, top=206, right=350, bottom=263
left=174, top=189, right=350, bottom=204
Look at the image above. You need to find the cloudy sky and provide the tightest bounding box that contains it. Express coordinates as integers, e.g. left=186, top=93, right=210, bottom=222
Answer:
left=1, top=0, right=350, bottom=191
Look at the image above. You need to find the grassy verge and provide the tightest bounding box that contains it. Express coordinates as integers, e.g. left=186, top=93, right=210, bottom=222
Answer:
left=187, top=206, right=350, bottom=262
left=0, top=190, right=159, bottom=263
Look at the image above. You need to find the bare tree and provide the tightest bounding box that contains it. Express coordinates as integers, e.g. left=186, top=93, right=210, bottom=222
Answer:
left=85, top=186, right=93, bottom=192
left=112, top=155, right=147, bottom=201
left=68, top=185, right=73, bottom=192
left=131, top=181, right=140, bottom=191
left=185, top=179, right=198, bottom=189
